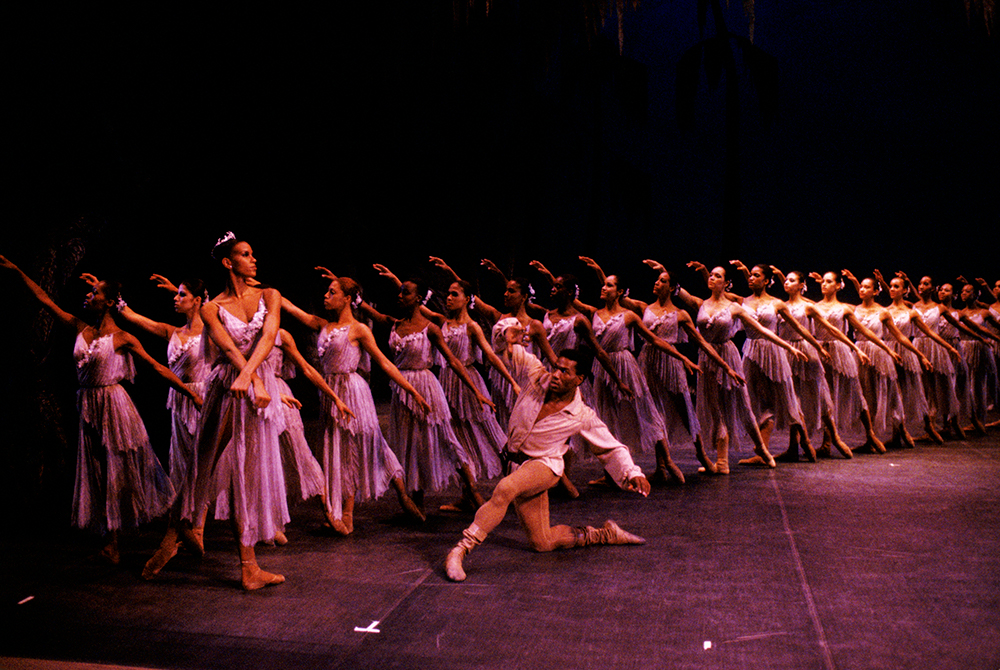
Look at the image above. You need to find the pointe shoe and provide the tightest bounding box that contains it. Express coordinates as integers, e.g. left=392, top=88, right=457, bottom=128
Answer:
left=241, top=561, right=285, bottom=591
left=142, top=531, right=180, bottom=580
left=773, top=446, right=799, bottom=463
left=738, top=455, right=766, bottom=466
left=833, top=438, right=853, bottom=459
left=897, top=428, right=914, bottom=448
left=751, top=446, right=777, bottom=468
left=179, top=526, right=205, bottom=557
left=949, top=417, right=967, bottom=440
left=868, top=435, right=887, bottom=454
left=694, top=442, right=717, bottom=474
left=710, top=450, right=730, bottom=475
left=816, top=444, right=832, bottom=459
left=272, top=531, right=288, bottom=546
left=398, top=492, right=427, bottom=523
left=925, top=420, right=944, bottom=444
left=98, top=541, right=120, bottom=566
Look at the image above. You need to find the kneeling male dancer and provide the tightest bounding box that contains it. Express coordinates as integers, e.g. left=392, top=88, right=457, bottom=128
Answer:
left=445, top=342, right=650, bottom=582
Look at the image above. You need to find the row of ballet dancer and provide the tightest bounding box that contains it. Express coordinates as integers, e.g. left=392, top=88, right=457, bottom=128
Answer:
left=2, top=237, right=998, bottom=590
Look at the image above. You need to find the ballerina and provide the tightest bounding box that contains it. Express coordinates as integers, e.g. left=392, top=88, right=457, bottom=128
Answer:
left=281, top=270, right=428, bottom=533
left=212, top=328, right=355, bottom=541
left=957, top=281, right=1000, bottom=431
left=903, top=272, right=990, bottom=439
left=467, top=259, right=558, bottom=425
left=773, top=270, right=861, bottom=458
left=364, top=273, right=494, bottom=512
left=525, top=261, right=635, bottom=490
left=80, top=272, right=211, bottom=508
left=881, top=273, right=961, bottom=443
left=622, top=262, right=738, bottom=471
left=0, top=254, right=201, bottom=565
left=842, top=271, right=919, bottom=447
left=375, top=262, right=519, bottom=507
left=684, top=264, right=804, bottom=473
left=725, top=261, right=829, bottom=462
left=935, top=282, right=979, bottom=434
left=143, top=232, right=287, bottom=590
left=575, top=259, right=705, bottom=483
left=810, top=270, right=899, bottom=454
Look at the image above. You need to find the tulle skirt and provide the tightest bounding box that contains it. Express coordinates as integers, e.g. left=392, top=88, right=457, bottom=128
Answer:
left=186, top=365, right=288, bottom=547
left=73, top=384, right=174, bottom=535
left=696, top=341, right=756, bottom=452
left=820, top=340, right=868, bottom=435
left=320, top=372, right=403, bottom=520
left=440, top=365, right=505, bottom=479
left=856, top=342, right=905, bottom=436
left=274, top=378, right=324, bottom=502
left=165, top=382, right=203, bottom=500
left=785, top=340, right=834, bottom=437
left=390, top=369, right=472, bottom=492
left=914, top=337, right=959, bottom=424
left=887, top=341, right=929, bottom=432
left=961, top=339, right=998, bottom=423
left=742, top=338, right=804, bottom=430
left=592, top=350, right=668, bottom=454
left=639, top=346, right=700, bottom=447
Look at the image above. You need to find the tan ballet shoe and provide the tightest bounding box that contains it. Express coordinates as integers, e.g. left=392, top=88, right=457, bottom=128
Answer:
left=142, top=529, right=180, bottom=580
left=241, top=560, right=285, bottom=591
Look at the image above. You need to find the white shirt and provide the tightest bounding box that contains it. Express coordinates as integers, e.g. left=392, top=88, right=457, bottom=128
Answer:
left=505, top=347, right=643, bottom=486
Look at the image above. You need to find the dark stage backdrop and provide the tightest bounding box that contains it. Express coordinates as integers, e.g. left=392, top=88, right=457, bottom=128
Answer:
left=3, top=2, right=997, bottom=521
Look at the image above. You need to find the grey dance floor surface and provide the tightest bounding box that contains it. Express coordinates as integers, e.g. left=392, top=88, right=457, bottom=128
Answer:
left=2, top=425, right=999, bottom=670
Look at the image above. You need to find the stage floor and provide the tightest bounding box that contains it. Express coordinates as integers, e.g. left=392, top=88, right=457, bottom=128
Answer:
left=2, top=429, right=998, bottom=670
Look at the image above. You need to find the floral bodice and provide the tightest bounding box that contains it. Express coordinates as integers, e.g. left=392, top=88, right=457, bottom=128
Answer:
left=74, top=332, right=134, bottom=388
left=642, top=307, right=686, bottom=344
left=389, top=324, right=434, bottom=371
left=593, top=311, right=633, bottom=353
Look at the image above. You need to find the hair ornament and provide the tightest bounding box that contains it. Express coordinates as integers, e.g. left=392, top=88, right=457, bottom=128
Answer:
left=212, top=231, right=236, bottom=257
left=114, top=295, right=127, bottom=312
left=423, top=289, right=433, bottom=306
left=672, top=282, right=681, bottom=296
left=469, top=294, right=477, bottom=310
left=352, top=290, right=363, bottom=309
left=528, top=283, right=536, bottom=299
left=574, top=285, right=580, bottom=300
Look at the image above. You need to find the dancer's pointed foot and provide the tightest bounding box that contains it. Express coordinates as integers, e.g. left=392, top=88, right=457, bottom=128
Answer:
left=901, top=429, right=916, bottom=449
left=179, top=526, right=205, bottom=557
left=272, top=531, right=288, bottom=546
left=926, top=425, right=944, bottom=444
left=241, top=561, right=285, bottom=591
left=738, top=455, right=766, bottom=466
left=816, top=443, right=832, bottom=459
left=833, top=437, right=853, bottom=459
left=751, top=446, right=777, bottom=468
left=98, top=541, right=120, bottom=566
left=695, top=456, right=717, bottom=474
left=399, top=492, right=427, bottom=523
left=142, top=533, right=179, bottom=580
left=949, top=416, right=967, bottom=440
